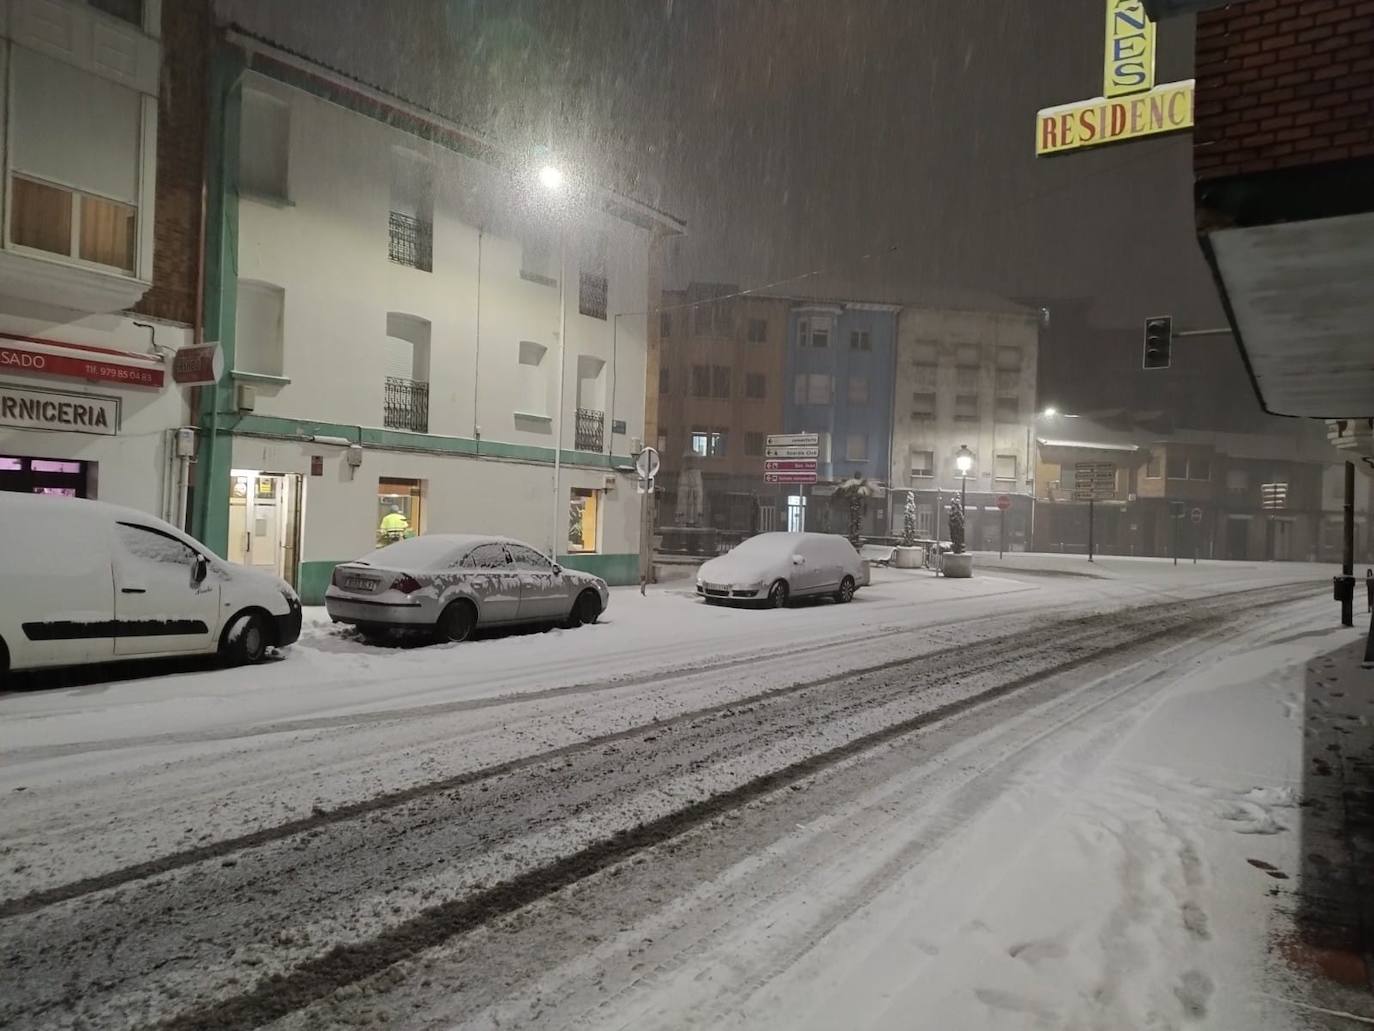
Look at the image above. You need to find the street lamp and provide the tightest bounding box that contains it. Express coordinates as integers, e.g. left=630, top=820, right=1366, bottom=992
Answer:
left=540, top=162, right=569, bottom=558
left=1043, top=406, right=1058, bottom=418
left=955, top=444, right=974, bottom=509
left=538, top=164, right=564, bottom=190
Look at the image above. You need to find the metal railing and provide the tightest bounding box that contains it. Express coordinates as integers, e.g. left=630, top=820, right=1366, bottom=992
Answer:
left=575, top=408, right=604, bottom=452
left=388, top=211, right=432, bottom=272
left=384, top=377, right=429, bottom=433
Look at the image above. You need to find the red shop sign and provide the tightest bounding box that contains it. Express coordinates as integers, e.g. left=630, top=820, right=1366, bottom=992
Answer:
left=0, top=340, right=164, bottom=388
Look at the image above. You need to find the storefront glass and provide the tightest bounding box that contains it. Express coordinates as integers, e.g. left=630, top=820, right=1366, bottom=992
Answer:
left=378, top=478, right=423, bottom=546
left=568, top=487, right=599, bottom=553
left=0, top=454, right=89, bottom=497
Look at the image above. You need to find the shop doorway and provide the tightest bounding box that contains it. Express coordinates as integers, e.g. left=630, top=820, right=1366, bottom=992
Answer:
left=0, top=454, right=91, bottom=497
left=229, top=470, right=303, bottom=587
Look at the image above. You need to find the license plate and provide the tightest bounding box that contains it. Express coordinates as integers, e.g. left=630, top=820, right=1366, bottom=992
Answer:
left=345, top=577, right=378, bottom=591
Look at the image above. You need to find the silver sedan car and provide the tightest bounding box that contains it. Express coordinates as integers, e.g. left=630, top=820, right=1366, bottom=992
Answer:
left=325, top=535, right=610, bottom=643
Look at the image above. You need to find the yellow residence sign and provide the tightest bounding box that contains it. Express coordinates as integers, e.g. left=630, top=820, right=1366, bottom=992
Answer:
left=1037, top=80, right=1194, bottom=155
left=1035, top=0, right=1192, bottom=156
left=1104, top=0, right=1156, bottom=97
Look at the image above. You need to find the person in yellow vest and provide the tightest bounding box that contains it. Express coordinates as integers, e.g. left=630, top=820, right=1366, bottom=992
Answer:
left=379, top=504, right=410, bottom=543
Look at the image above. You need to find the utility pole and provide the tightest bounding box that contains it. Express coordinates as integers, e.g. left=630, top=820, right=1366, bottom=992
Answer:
left=1342, top=460, right=1355, bottom=627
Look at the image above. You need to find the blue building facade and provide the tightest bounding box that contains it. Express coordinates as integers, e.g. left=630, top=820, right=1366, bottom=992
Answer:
left=783, top=302, right=898, bottom=486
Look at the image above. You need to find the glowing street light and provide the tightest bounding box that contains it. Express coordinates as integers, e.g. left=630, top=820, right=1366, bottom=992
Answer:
left=955, top=443, right=974, bottom=507
left=1043, top=406, right=1058, bottom=418
left=538, top=164, right=564, bottom=190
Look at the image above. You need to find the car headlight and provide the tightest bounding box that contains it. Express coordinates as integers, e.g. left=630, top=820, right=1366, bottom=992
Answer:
left=280, top=586, right=300, bottom=608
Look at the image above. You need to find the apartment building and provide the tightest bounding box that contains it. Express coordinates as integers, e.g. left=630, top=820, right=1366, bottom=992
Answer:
left=890, top=302, right=1040, bottom=550
left=0, top=0, right=206, bottom=519
left=190, top=29, right=682, bottom=601
left=1032, top=422, right=1366, bottom=562
left=654, top=285, right=788, bottom=533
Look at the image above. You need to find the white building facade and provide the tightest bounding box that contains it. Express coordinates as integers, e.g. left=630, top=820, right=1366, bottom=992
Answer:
left=0, top=0, right=193, bottom=520
left=889, top=304, right=1040, bottom=550
left=192, top=32, right=680, bottom=602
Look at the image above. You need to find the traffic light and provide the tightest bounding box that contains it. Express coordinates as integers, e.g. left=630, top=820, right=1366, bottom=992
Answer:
left=1143, top=316, right=1172, bottom=370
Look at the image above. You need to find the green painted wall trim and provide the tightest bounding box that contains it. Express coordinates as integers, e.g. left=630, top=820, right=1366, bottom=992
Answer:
left=295, top=553, right=639, bottom=606
left=297, top=560, right=335, bottom=606
left=191, top=43, right=246, bottom=558
left=557, top=553, right=640, bottom=586
left=227, top=413, right=632, bottom=469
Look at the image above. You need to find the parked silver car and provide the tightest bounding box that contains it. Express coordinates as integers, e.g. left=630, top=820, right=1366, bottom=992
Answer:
left=325, top=535, right=609, bottom=642
left=696, top=531, right=869, bottom=608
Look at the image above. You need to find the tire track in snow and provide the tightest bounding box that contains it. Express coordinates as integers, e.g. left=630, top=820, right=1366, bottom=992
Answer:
left=113, top=584, right=1317, bottom=1031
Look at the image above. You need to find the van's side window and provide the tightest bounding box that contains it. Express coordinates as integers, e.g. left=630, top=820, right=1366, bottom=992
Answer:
left=116, top=524, right=199, bottom=569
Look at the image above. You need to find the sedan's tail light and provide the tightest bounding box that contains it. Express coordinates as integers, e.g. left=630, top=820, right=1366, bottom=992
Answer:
left=331, top=567, right=348, bottom=587
left=391, top=574, right=421, bottom=594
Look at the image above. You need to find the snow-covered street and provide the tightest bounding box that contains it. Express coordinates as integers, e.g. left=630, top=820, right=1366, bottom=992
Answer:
left=2, top=556, right=1369, bottom=1030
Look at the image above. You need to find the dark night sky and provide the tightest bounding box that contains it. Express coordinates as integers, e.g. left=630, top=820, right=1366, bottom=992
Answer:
left=221, top=0, right=1287, bottom=432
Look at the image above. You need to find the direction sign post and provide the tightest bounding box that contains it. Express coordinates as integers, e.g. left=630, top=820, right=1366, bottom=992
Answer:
left=764, top=433, right=819, bottom=487
left=1073, top=462, right=1116, bottom=563
left=634, top=447, right=660, bottom=595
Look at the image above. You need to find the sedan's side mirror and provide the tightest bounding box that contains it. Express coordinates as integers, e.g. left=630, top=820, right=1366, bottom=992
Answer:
left=791, top=554, right=805, bottom=566
left=551, top=563, right=563, bottom=576
left=193, top=554, right=209, bottom=585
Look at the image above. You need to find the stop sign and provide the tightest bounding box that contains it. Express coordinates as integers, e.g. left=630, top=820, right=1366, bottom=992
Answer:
left=996, top=494, right=1012, bottom=511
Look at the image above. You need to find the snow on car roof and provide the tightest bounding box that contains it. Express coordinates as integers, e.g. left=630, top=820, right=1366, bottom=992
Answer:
left=353, top=534, right=530, bottom=568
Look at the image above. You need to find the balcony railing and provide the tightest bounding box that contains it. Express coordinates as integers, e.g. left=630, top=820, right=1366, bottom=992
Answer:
left=388, top=211, right=432, bottom=272
left=384, top=377, right=429, bottom=433
left=575, top=408, right=605, bottom=452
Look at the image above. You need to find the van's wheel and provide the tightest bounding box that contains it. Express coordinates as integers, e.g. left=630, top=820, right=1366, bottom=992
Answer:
left=436, top=600, right=477, bottom=643
left=221, top=611, right=271, bottom=666
left=565, top=589, right=602, bottom=628
left=835, top=576, right=856, bottom=604
left=767, top=580, right=790, bottom=608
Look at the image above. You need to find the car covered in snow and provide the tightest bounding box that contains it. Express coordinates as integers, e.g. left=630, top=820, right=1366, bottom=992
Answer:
left=0, top=493, right=301, bottom=679
left=324, top=534, right=610, bottom=643
left=696, top=531, right=869, bottom=608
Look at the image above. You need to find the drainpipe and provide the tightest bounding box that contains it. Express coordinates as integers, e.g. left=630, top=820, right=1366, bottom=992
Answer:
left=472, top=229, right=483, bottom=454
left=608, top=312, right=618, bottom=459
left=551, top=232, right=567, bottom=557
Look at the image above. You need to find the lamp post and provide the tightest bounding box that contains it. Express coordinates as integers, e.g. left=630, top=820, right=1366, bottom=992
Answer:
left=954, top=444, right=973, bottom=550
left=539, top=163, right=568, bottom=559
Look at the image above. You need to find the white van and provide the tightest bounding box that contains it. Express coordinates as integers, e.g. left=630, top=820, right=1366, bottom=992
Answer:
left=0, top=493, right=301, bottom=679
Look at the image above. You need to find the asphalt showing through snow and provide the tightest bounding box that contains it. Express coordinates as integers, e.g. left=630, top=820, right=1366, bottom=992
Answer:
left=0, top=579, right=1321, bottom=1030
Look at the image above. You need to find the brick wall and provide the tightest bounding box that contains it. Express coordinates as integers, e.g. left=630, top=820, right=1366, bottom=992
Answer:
left=132, top=0, right=211, bottom=328
left=1194, top=0, right=1374, bottom=180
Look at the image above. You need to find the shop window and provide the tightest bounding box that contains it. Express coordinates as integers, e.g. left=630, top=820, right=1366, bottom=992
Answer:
left=235, top=280, right=285, bottom=377
left=0, top=455, right=90, bottom=497
left=569, top=487, right=600, bottom=553
left=377, top=478, right=424, bottom=546
left=240, top=88, right=290, bottom=201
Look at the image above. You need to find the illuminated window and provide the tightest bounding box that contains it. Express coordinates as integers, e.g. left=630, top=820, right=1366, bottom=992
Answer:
left=569, top=487, right=600, bottom=553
